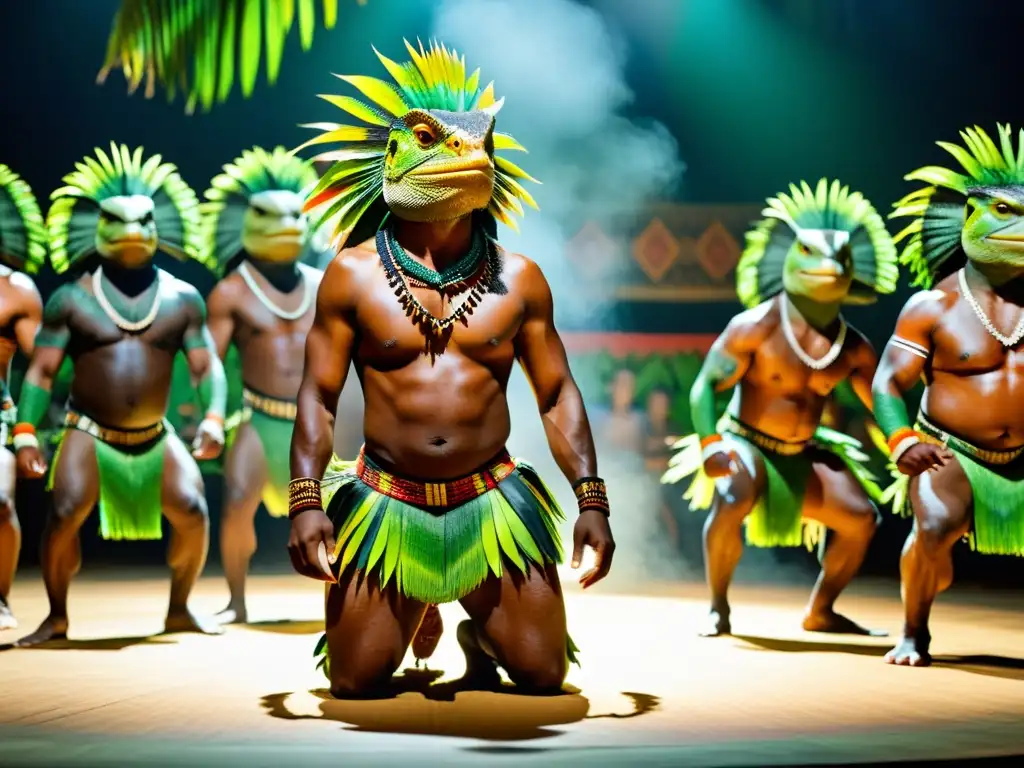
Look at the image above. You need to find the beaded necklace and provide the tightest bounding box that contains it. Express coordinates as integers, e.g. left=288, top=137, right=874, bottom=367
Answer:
left=382, top=220, right=488, bottom=290
left=377, top=226, right=499, bottom=334
left=93, top=267, right=164, bottom=333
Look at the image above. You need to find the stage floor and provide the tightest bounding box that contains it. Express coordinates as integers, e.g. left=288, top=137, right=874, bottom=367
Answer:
left=1, top=568, right=1022, bottom=767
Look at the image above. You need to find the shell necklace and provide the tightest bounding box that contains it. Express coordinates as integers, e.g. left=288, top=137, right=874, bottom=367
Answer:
left=93, top=267, right=163, bottom=333
left=239, top=262, right=312, bottom=321
left=958, top=268, right=1024, bottom=348
left=780, top=296, right=847, bottom=371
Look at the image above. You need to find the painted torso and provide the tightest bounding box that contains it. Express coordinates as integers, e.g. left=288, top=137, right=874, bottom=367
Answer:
left=62, top=270, right=197, bottom=429
left=225, top=262, right=322, bottom=401
left=918, top=274, right=1024, bottom=448
left=345, top=239, right=529, bottom=480
left=729, top=296, right=869, bottom=443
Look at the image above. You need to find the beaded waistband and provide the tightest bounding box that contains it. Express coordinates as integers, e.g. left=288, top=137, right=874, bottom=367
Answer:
left=916, top=412, right=1024, bottom=466
left=355, top=447, right=517, bottom=509
left=243, top=388, right=298, bottom=421
left=65, top=411, right=168, bottom=447
left=721, top=414, right=808, bottom=457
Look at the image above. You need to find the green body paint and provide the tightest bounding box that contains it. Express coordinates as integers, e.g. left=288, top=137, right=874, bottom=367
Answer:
left=690, top=348, right=738, bottom=439
left=873, top=391, right=911, bottom=439
left=17, top=381, right=52, bottom=427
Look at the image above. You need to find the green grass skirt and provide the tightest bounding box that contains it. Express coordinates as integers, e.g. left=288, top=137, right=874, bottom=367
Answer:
left=882, top=448, right=1024, bottom=557
left=246, top=409, right=294, bottom=518
left=662, top=422, right=881, bottom=551
left=313, top=452, right=580, bottom=680
left=48, top=428, right=168, bottom=541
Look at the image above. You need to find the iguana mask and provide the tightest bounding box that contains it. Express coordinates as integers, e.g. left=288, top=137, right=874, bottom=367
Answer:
left=48, top=142, right=205, bottom=274
left=299, top=39, right=539, bottom=249
left=893, top=125, right=1024, bottom=286
left=736, top=179, right=898, bottom=308
left=0, top=164, right=47, bottom=274
left=201, top=146, right=328, bottom=274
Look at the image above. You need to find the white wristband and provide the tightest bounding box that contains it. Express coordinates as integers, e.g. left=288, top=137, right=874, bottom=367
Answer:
left=701, top=440, right=726, bottom=463
left=890, top=435, right=921, bottom=463
left=197, top=417, right=225, bottom=445
left=13, top=433, right=39, bottom=452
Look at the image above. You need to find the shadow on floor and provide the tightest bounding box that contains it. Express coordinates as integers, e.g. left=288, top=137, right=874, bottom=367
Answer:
left=261, top=668, right=659, bottom=741
left=736, top=635, right=1024, bottom=681
left=234, top=619, right=322, bottom=635
left=0, top=635, right=176, bottom=652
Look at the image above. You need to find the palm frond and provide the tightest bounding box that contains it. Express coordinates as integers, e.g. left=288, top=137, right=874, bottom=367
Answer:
left=98, top=0, right=362, bottom=113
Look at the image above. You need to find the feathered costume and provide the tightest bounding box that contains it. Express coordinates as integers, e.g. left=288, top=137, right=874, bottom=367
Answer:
left=663, top=179, right=895, bottom=550
left=43, top=143, right=206, bottom=541
left=202, top=146, right=327, bottom=517
left=884, top=124, right=1024, bottom=556
left=298, top=40, right=575, bottom=679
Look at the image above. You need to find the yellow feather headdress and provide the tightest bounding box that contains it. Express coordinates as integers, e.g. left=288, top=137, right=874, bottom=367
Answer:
left=299, top=39, right=539, bottom=250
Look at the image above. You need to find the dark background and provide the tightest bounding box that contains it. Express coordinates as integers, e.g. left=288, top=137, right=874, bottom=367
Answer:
left=1, top=0, right=1022, bottom=587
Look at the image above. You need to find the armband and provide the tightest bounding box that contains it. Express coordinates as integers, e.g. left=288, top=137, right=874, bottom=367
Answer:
left=572, top=477, right=610, bottom=516
left=890, top=336, right=929, bottom=360
left=12, top=423, right=38, bottom=451
left=887, top=427, right=922, bottom=462
left=289, top=477, right=323, bottom=519
left=700, top=433, right=725, bottom=462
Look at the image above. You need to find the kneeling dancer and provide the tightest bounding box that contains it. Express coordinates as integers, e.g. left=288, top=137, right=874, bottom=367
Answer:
left=288, top=40, right=615, bottom=696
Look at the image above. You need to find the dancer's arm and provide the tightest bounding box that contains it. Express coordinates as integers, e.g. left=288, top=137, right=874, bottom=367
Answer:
left=204, top=278, right=237, bottom=360
left=181, top=285, right=227, bottom=459
left=14, top=284, right=73, bottom=476
left=690, top=313, right=766, bottom=471
left=847, top=332, right=879, bottom=414
left=871, top=291, right=951, bottom=475
left=8, top=273, right=43, bottom=359
left=288, top=255, right=357, bottom=582
left=515, top=257, right=613, bottom=587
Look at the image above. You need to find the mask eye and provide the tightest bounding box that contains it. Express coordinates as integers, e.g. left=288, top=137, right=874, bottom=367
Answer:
left=412, top=123, right=436, bottom=147
left=798, top=242, right=812, bottom=256
left=995, top=201, right=1012, bottom=215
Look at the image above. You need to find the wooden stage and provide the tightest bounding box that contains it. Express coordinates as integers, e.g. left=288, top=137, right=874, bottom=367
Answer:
left=1, top=568, right=1022, bottom=767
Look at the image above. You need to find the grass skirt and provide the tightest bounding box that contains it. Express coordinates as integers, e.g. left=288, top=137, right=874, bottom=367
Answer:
left=662, top=420, right=881, bottom=551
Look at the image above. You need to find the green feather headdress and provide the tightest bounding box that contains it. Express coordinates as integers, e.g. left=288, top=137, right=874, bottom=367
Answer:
left=891, top=124, right=1024, bottom=288
left=201, top=146, right=325, bottom=274
left=47, top=142, right=206, bottom=275
left=0, top=164, right=47, bottom=274
left=300, top=38, right=540, bottom=250
left=736, top=178, right=898, bottom=309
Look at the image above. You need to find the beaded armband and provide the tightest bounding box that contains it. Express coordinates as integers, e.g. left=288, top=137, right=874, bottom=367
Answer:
left=572, top=477, right=610, bottom=516
left=12, top=423, right=39, bottom=451
left=288, top=477, right=323, bottom=519
left=887, top=427, right=922, bottom=463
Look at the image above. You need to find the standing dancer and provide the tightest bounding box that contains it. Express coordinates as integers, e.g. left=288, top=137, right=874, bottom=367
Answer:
left=203, top=146, right=329, bottom=623
left=0, top=165, right=45, bottom=629
left=288, top=40, right=615, bottom=696
left=875, top=124, right=1024, bottom=666
left=663, top=180, right=897, bottom=637
left=14, top=143, right=227, bottom=645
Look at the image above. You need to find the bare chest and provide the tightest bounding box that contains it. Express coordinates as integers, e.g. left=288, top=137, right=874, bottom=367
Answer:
left=933, top=303, right=1024, bottom=373
left=67, top=289, right=189, bottom=355
left=233, top=298, right=315, bottom=349
left=748, top=330, right=854, bottom=395
left=356, top=279, right=522, bottom=370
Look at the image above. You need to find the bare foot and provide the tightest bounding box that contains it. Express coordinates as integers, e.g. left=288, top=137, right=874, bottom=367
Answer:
left=215, top=605, right=248, bottom=625
left=802, top=610, right=887, bottom=636
left=884, top=636, right=931, bottom=667
left=698, top=609, right=731, bottom=637
left=0, top=599, right=16, bottom=631
left=14, top=615, right=68, bottom=647
left=164, top=609, right=225, bottom=635
left=456, top=619, right=502, bottom=690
